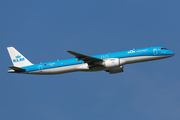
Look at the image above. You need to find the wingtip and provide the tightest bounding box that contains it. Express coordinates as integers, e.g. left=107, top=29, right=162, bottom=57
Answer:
left=67, top=50, right=73, bottom=53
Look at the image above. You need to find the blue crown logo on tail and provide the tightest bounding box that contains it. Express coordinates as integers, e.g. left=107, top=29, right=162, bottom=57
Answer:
left=13, top=55, right=25, bottom=62
left=16, top=55, right=21, bottom=58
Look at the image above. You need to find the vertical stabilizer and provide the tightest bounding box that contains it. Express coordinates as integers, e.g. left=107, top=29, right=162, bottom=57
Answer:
left=7, top=47, right=33, bottom=67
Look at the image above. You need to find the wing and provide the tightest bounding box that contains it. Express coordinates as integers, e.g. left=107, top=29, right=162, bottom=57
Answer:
left=67, top=50, right=102, bottom=64
left=9, top=66, right=26, bottom=71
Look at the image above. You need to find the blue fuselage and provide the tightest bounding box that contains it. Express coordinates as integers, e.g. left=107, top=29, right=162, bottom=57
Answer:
left=8, top=46, right=175, bottom=75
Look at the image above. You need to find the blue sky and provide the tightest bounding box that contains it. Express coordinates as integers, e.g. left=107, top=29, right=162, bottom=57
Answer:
left=1, top=0, right=180, bottom=120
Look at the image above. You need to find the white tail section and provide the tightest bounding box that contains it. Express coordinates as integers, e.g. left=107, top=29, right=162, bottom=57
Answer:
left=7, top=47, right=33, bottom=67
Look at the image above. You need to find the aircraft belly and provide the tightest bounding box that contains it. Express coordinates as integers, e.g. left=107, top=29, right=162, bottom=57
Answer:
left=82, top=66, right=105, bottom=72
left=28, top=65, right=79, bottom=75
left=47, top=65, right=78, bottom=74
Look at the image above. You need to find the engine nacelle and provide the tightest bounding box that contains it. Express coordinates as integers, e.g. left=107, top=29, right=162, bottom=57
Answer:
left=102, top=58, right=120, bottom=68
left=102, top=58, right=126, bottom=68
left=105, top=66, right=124, bottom=74
left=102, top=58, right=126, bottom=69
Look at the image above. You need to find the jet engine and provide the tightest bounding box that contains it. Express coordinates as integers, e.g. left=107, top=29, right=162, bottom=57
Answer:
left=105, top=66, right=124, bottom=74
left=102, top=58, right=126, bottom=69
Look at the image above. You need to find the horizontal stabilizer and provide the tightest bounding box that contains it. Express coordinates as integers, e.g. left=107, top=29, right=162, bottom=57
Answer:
left=9, top=66, right=26, bottom=71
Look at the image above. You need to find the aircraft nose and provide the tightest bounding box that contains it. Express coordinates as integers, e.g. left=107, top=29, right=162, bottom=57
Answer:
left=169, top=50, right=175, bottom=56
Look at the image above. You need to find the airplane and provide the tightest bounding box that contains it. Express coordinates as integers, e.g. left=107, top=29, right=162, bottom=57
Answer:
left=7, top=46, right=175, bottom=75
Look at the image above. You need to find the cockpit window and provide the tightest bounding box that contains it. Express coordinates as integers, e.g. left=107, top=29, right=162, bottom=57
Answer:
left=161, top=48, right=168, bottom=50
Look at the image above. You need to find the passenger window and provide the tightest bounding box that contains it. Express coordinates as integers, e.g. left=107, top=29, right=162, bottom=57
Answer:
left=110, top=56, right=112, bottom=57
left=64, top=63, right=66, bottom=64
left=120, top=54, right=121, bottom=56
left=147, top=50, right=148, bottom=52
left=44, top=64, right=46, bottom=67
left=140, top=51, right=142, bottom=53
left=127, top=53, right=128, bottom=55
left=123, top=54, right=125, bottom=56
left=117, top=55, right=118, bottom=56
left=113, top=55, right=115, bottom=57
left=67, top=62, right=69, bottom=64
left=57, top=63, right=59, bottom=65
left=137, top=52, right=138, bottom=53
left=61, top=63, right=63, bottom=65
left=72, top=61, right=74, bottom=63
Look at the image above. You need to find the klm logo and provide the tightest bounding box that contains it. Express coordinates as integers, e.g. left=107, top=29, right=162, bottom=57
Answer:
left=128, top=50, right=135, bottom=54
left=13, top=55, right=25, bottom=62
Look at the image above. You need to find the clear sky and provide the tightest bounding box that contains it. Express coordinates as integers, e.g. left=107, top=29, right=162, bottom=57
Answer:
left=1, top=0, right=180, bottom=120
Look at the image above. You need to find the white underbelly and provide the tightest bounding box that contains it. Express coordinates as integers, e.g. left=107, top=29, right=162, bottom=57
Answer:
left=122, top=55, right=172, bottom=64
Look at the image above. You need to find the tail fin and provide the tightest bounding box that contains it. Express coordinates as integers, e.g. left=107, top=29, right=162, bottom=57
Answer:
left=7, top=47, right=33, bottom=67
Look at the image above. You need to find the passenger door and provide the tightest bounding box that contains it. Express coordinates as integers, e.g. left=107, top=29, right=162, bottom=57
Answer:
left=153, top=48, right=158, bottom=55
left=38, top=65, right=43, bottom=72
